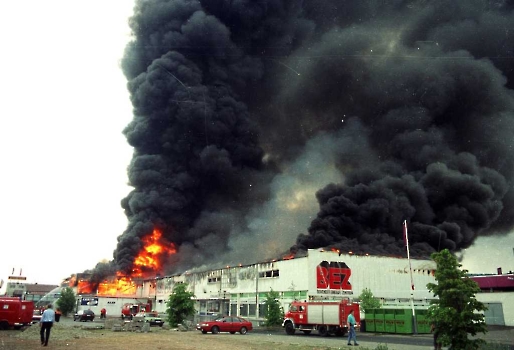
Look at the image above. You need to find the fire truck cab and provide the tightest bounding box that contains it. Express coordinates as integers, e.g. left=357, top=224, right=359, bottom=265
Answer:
left=121, top=302, right=151, bottom=320
left=283, top=299, right=360, bottom=337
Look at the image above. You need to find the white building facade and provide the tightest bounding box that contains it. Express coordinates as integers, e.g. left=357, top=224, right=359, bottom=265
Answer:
left=38, top=250, right=514, bottom=326
left=149, top=249, right=437, bottom=319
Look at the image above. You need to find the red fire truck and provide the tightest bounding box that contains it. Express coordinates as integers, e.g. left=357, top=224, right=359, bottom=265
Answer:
left=0, top=297, right=34, bottom=330
left=121, top=302, right=152, bottom=320
left=282, top=299, right=360, bottom=336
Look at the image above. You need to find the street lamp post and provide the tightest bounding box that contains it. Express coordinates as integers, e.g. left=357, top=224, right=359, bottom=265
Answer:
left=222, top=290, right=227, bottom=316
left=154, top=275, right=161, bottom=311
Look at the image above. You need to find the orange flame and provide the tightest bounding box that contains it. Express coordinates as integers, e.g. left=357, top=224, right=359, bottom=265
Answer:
left=97, top=273, right=137, bottom=296
left=77, top=279, right=95, bottom=294
left=77, top=229, right=177, bottom=296
left=132, top=228, right=176, bottom=277
left=283, top=253, right=295, bottom=260
left=79, top=228, right=176, bottom=297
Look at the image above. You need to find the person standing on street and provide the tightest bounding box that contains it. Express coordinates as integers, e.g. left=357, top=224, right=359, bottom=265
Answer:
left=431, top=322, right=442, bottom=350
left=40, top=304, right=55, bottom=347
left=347, top=309, right=359, bottom=346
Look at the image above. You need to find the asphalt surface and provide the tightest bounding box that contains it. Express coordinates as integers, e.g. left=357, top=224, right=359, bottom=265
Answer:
left=251, top=325, right=514, bottom=350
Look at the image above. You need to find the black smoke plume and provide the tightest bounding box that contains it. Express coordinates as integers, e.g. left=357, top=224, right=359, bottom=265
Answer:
left=110, top=0, right=514, bottom=275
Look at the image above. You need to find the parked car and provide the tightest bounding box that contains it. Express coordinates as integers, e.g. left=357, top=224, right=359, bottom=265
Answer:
left=133, top=311, right=164, bottom=326
left=196, top=316, right=253, bottom=334
left=74, top=309, right=95, bottom=322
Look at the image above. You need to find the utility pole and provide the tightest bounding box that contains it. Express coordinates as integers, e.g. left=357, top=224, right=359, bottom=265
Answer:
left=403, top=220, right=418, bottom=334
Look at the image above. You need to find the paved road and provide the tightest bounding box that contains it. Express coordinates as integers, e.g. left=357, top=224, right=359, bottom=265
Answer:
left=251, top=325, right=514, bottom=350
left=251, top=331, right=435, bottom=349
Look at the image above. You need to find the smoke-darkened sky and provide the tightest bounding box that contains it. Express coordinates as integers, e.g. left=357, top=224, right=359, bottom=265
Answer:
left=113, top=0, right=514, bottom=276
left=4, top=1, right=514, bottom=289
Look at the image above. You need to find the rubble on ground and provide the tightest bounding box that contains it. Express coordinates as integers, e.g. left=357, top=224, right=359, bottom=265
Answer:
left=14, top=322, right=100, bottom=340
left=14, top=318, right=166, bottom=341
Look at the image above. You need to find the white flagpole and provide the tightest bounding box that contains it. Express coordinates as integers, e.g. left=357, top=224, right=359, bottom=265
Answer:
left=403, top=220, right=417, bottom=334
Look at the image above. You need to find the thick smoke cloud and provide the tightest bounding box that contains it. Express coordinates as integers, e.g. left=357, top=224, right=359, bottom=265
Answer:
left=112, top=0, right=514, bottom=275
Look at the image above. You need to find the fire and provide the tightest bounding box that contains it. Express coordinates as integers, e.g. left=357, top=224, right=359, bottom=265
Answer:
left=132, top=228, right=176, bottom=276
left=77, top=279, right=95, bottom=294
left=97, top=273, right=137, bottom=296
left=283, top=253, right=295, bottom=260
left=78, top=228, right=176, bottom=297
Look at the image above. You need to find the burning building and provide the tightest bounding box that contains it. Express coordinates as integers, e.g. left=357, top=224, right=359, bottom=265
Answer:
left=85, top=0, right=514, bottom=287
left=74, top=228, right=175, bottom=296
left=70, top=250, right=439, bottom=323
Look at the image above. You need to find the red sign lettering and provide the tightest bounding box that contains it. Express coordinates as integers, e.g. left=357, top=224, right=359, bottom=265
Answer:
left=316, top=261, right=352, bottom=290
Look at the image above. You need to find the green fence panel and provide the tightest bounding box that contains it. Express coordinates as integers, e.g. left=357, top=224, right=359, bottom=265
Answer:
left=374, top=309, right=385, bottom=332
left=384, top=309, right=396, bottom=333
left=415, top=309, right=431, bottom=334
left=394, top=308, right=413, bottom=334
left=364, top=309, right=375, bottom=332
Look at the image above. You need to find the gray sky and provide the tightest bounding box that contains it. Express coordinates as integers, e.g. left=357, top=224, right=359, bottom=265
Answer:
left=460, top=232, right=514, bottom=274
left=0, top=1, right=134, bottom=286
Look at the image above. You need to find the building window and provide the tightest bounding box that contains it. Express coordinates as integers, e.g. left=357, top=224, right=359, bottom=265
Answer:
left=230, top=304, right=237, bottom=316
left=259, top=303, right=266, bottom=316
left=240, top=304, right=248, bottom=316
left=259, top=269, right=279, bottom=278
left=207, top=300, right=220, bottom=313
left=249, top=304, right=256, bottom=316
left=208, top=277, right=221, bottom=283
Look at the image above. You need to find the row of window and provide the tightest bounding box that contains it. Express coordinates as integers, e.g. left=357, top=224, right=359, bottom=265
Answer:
left=232, top=303, right=266, bottom=317
left=208, top=269, right=280, bottom=283
left=259, top=269, right=280, bottom=278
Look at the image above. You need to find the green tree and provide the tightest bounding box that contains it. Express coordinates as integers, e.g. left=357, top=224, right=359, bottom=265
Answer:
left=358, top=288, right=381, bottom=313
left=264, top=289, right=284, bottom=327
left=56, top=287, right=76, bottom=316
left=426, top=249, right=487, bottom=350
left=166, top=283, right=196, bottom=327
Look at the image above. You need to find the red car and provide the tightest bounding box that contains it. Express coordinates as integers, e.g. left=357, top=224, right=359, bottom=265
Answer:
left=196, top=316, right=253, bottom=334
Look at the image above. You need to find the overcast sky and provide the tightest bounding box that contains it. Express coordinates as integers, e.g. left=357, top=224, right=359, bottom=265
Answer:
left=0, top=1, right=512, bottom=290
left=0, top=1, right=135, bottom=287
